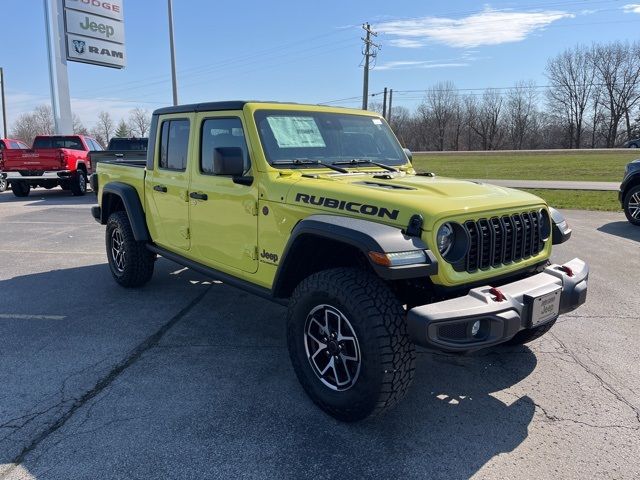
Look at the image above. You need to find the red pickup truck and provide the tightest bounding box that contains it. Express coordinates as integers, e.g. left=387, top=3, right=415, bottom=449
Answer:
left=0, top=135, right=102, bottom=197
left=0, top=139, right=30, bottom=192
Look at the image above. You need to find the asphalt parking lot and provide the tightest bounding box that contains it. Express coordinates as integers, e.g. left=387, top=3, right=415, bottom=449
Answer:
left=0, top=188, right=638, bottom=480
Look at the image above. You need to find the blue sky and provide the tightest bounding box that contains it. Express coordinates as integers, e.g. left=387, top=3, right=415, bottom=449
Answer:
left=1, top=0, right=639, bottom=130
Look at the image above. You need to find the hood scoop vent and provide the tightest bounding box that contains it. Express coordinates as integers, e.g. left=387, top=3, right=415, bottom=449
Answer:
left=356, top=181, right=416, bottom=191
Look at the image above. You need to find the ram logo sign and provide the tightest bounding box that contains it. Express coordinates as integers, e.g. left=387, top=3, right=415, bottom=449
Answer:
left=66, top=34, right=125, bottom=68
left=72, top=40, right=86, bottom=54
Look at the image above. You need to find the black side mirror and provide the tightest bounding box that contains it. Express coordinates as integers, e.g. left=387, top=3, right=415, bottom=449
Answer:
left=213, top=147, right=244, bottom=176
left=403, top=148, right=413, bottom=163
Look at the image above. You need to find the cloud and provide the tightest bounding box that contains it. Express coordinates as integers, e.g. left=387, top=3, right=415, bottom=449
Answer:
left=376, top=60, right=469, bottom=71
left=377, top=8, right=574, bottom=48
left=623, top=4, right=640, bottom=13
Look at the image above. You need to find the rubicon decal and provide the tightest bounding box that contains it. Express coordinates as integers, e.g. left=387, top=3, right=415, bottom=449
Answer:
left=295, top=193, right=399, bottom=220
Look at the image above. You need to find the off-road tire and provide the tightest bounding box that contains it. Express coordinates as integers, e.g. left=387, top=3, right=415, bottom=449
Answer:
left=106, top=211, right=155, bottom=287
left=287, top=267, right=415, bottom=422
left=70, top=170, right=87, bottom=196
left=12, top=181, right=30, bottom=197
left=504, top=319, right=557, bottom=346
left=0, top=177, right=7, bottom=192
left=623, top=185, right=640, bottom=226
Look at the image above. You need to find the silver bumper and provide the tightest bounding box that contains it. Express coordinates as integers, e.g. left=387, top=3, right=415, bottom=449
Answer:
left=407, top=258, right=589, bottom=351
left=2, top=170, right=72, bottom=181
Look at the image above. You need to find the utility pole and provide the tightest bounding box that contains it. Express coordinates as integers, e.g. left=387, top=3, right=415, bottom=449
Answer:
left=387, top=89, right=393, bottom=125
left=382, top=87, right=387, bottom=119
left=168, top=0, right=179, bottom=106
left=0, top=68, right=7, bottom=138
left=361, top=23, right=380, bottom=110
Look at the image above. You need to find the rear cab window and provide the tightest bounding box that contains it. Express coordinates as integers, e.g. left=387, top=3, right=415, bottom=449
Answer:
left=33, top=136, right=85, bottom=150
left=159, top=119, right=190, bottom=171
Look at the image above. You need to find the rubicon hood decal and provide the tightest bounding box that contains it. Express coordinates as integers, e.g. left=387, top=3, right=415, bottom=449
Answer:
left=295, top=193, right=400, bottom=220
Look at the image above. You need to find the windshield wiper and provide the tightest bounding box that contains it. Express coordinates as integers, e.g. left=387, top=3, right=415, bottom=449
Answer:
left=332, top=158, right=398, bottom=172
left=272, top=159, right=348, bottom=173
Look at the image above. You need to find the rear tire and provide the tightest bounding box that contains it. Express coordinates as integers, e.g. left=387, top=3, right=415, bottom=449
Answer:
left=504, top=319, right=556, bottom=345
left=106, top=211, right=155, bottom=287
left=71, top=170, right=87, bottom=196
left=623, top=185, right=640, bottom=226
left=11, top=181, right=30, bottom=197
left=0, top=177, right=7, bottom=192
left=287, top=267, right=415, bottom=421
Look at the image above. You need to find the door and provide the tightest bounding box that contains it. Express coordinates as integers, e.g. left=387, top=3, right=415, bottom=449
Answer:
left=144, top=117, right=192, bottom=252
left=188, top=113, right=258, bottom=273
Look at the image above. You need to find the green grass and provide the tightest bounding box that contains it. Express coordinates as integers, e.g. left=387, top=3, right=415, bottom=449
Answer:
left=412, top=150, right=637, bottom=182
left=521, top=189, right=622, bottom=212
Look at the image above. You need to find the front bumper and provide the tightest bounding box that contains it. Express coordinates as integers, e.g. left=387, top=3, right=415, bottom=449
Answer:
left=2, top=170, right=72, bottom=181
left=407, top=258, right=588, bottom=352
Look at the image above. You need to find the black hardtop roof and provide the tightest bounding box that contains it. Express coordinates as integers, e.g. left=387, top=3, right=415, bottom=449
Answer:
left=153, top=100, right=350, bottom=116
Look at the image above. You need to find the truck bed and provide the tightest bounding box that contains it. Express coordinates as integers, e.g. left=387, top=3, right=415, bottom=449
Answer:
left=94, top=160, right=146, bottom=202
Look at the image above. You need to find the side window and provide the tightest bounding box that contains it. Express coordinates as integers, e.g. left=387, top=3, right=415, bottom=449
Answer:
left=90, top=139, right=103, bottom=150
left=159, top=119, right=190, bottom=171
left=17, top=141, right=29, bottom=149
left=200, top=117, right=249, bottom=175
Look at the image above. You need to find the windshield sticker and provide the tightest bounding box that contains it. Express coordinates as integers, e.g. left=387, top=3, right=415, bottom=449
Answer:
left=372, top=118, right=383, bottom=125
left=267, top=116, right=326, bottom=148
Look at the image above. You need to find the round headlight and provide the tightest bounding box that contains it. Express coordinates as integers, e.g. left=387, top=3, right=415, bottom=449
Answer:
left=436, top=223, right=455, bottom=256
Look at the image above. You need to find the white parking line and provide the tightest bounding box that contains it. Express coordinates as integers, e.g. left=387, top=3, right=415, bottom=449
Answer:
left=0, top=250, right=104, bottom=255
left=0, top=314, right=66, bottom=320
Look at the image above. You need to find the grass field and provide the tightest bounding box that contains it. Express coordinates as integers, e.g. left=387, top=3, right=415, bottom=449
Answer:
left=412, top=149, right=637, bottom=182
left=521, top=189, right=621, bottom=212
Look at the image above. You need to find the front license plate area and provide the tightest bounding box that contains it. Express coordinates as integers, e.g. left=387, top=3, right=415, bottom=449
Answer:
left=529, top=288, right=561, bottom=327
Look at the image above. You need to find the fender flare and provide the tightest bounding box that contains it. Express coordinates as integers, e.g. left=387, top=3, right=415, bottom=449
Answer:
left=272, top=214, right=437, bottom=297
left=100, top=182, right=150, bottom=242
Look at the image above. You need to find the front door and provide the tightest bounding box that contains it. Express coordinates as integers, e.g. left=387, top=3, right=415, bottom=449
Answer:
left=144, top=116, right=192, bottom=252
left=188, top=113, right=258, bottom=273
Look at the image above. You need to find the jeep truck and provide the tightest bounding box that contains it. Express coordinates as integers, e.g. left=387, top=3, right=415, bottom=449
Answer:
left=0, top=134, right=101, bottom=197
left=91, top=101, right=588, bottom=421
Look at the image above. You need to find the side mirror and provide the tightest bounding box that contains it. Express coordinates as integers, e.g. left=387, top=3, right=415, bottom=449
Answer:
left=213, top=147, right=244, bottom=176
left=403, top=148, right=413, bottom=163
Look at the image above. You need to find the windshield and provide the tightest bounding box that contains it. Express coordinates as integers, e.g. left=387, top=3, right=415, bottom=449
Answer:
left=254, top=110, right=407, bottom=168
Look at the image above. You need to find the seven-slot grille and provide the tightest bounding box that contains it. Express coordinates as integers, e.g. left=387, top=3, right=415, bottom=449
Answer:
left=456, top=211, right=545, bottom=273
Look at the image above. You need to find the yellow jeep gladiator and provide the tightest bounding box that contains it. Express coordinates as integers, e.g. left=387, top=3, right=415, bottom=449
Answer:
left=91, top=101, right=588, bottom=421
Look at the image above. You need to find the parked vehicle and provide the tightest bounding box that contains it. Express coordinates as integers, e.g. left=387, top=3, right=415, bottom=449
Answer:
left=624, top=139, right=640, bottom=148
left=620, top=159, right=640, bottom=225
left=92, top=101, right=589, bottom=421
left=0, top=138, right=29, bottom=192
left=89, top=137, right=148, bottom=169
left=0, top=135, right=101, bottom=197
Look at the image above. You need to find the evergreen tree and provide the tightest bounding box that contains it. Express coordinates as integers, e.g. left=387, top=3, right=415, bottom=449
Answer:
left=114, top=119, right=130, bottom=138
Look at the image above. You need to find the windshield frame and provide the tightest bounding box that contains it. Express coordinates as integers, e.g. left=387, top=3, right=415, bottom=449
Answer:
left=253, top=109, right=408, bottom=170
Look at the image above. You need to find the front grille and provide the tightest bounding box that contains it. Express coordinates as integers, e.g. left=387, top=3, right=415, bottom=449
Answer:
left=456, top=211, right=545, bottom=273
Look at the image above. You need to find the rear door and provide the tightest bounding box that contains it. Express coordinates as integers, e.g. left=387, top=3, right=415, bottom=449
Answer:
left=144, top=115, right=193, bottom=252
left=188, top=112, right=258, bottom=273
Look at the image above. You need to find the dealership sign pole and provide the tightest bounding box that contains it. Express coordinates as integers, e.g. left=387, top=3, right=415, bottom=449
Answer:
left=44, top=0, right=73, bottom=134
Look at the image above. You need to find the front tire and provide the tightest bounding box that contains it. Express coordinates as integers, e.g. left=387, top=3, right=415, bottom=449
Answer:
left=106, top=211, right=155, bottom=287
left=0, top=177, right=7, bottom=192
left=12, top=181, right=30, bottom=197
left=287, top=268, right=415, bottom=421
left=623, top=185, right=640, bottom=226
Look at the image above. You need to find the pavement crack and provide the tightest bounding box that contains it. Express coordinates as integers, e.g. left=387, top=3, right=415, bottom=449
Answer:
left=550, top=332, right=640, bottom=425
left=0, top=288, right=210, bottom=479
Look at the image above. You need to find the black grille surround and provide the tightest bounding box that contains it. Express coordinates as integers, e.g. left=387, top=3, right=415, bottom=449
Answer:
left=453, top=210, right=546, bottom=273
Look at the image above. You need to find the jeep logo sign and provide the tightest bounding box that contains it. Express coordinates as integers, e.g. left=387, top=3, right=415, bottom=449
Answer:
left=64, top=0, right=123, bottom=21
left=65, top=9, right=124, bottom=44
left=66, top=34, right=126, bottom=68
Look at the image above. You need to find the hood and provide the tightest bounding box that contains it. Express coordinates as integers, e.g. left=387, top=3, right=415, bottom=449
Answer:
left=284, top=172, right=547, bottom=231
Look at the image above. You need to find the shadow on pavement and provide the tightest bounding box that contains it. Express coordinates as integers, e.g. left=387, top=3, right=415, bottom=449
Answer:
left=0, top=261, right=537, bottom=479
left=598, top=220, right=640, bottom=243
left=0, top=188, right=96, bottom=206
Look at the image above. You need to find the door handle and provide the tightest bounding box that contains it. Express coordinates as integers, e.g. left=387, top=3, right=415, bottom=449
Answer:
left=189, top=192, right=208, bottom=201
left=153, top=184, right=167, bottom=193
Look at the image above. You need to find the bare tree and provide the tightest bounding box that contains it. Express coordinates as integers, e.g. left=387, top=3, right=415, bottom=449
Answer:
left=73, top=114, right=89, bottom=135
left=546, top=45, right=595, bottom=148
left=95, top=111, right=114, bottom=144
left=506, top=81, right=538, bottom=149
left=128, top=107, right=151, bottom=137
left=419, top=81, right=459, bottom=151
left=9, top=105, right=54, bottom=145
left=467, top=89, right=504, bottom=150
left=590, top=41, right=640, bottom=146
